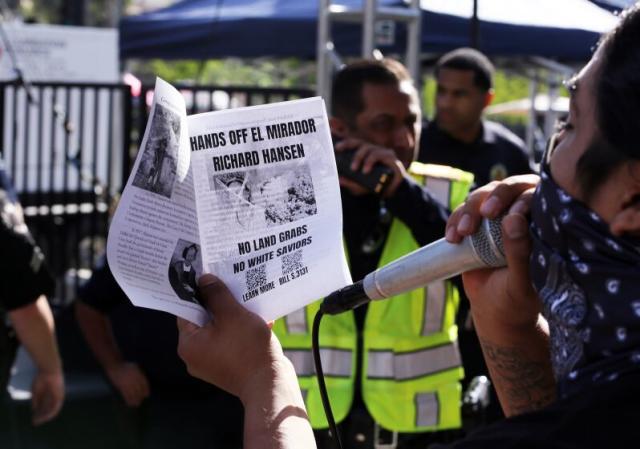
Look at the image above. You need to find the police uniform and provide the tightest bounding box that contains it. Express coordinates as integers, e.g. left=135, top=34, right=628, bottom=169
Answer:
left=419, top=120, right=533, bottom=188
left=0, top=162, right=55, bottom=391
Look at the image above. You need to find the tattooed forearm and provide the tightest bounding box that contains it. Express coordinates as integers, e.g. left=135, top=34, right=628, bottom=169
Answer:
left=478, top=336, right=556, bottom=416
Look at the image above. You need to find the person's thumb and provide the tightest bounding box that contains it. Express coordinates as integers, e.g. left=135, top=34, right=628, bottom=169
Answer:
left=501, top=213, right=534, bottom=297
left=197, top=274, right=244, bottom=318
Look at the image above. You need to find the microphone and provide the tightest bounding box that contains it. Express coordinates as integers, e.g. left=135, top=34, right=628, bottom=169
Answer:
left=320, top=217, right=506, bottom=315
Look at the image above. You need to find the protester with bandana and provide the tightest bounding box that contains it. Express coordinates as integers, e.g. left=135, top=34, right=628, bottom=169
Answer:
left=174, top=4, right=640, bottom=448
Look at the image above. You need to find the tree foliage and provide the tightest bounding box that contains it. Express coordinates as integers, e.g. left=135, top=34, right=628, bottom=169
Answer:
left=130, top=58, right=316, bottom=88
left=18, top=0, right=129, bottom=26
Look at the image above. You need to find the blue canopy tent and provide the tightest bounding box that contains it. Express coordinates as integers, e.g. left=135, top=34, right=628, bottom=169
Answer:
left=120, top=0, right=617, bottom=62
left=120, top=0, right=387, bottom=60
left=590, top=0, right=636, bottom=13
left=418, top=0, right=616, bottom=60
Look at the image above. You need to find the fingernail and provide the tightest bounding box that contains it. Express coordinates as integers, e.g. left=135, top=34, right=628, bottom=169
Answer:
left=445, top=226, right=456, bottom=242
left=480, top=196, right=500, bottom=216
left=457, top=214, right=471, bottom=233
left=504, top=215, right=526, bottom=239
left=509, top=200, right=528, bottom=216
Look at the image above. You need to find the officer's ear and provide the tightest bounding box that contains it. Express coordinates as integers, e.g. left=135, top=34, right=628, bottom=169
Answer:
left=483, top=89, right=495, bottom=108
left=329, top=117, right=350, bottom=138
left=609, top=160, right=640, bottom=237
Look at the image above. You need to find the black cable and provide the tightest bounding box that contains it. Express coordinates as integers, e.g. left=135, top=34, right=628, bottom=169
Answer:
left=312, top=310, right=344, bottom=449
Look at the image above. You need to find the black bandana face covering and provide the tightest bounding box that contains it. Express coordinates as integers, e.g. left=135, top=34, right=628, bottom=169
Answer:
left=529, top=139, right=640, bottom=397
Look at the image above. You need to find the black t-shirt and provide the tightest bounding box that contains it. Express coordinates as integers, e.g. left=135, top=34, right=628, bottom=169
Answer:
left=419, top=120, right=534, bottom=188
left=432, top=370, right=640, bottom=449
left=78, top=257, right=237, bottom=401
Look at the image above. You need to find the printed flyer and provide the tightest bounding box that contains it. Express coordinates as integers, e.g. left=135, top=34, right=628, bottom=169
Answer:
left=106, top=78, right=351, bottom=325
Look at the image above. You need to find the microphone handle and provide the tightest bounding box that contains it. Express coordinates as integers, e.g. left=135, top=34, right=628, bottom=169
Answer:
left=320, top=217, right=506, bottom=315
left=363, top=237, right=484, bottom=300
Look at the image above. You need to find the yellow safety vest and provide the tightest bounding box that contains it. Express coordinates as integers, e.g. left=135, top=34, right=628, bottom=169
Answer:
left=273, top=162, right=474, bottom=432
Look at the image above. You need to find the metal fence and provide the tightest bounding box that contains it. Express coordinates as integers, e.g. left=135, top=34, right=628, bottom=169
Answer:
left=0, top=80, right=314, bottom=304
left=135, top=83, right=314, bottom=144
left=1, top=80, right=133, bottom=304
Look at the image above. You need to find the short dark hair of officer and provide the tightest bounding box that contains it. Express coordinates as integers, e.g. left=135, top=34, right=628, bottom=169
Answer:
left=331, top=58, right=414, bottom=129
left=435, top=47, right=495, bottom=92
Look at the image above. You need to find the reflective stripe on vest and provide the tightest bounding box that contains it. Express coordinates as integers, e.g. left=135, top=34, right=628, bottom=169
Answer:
left=284, top=348, right=352, bottom=377
left=415, top=392, right=439, bottom=427
left=422, top=280, right=446, bottom=336
left=410, top=162, right=475, bottom=211
left=285, top=308, right=307, bottom=334
left=367, top=341, right=462, bottom=380
left=424, top=177, right=451, bottom=208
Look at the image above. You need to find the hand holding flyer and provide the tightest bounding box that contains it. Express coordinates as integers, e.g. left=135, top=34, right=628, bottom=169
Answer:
left=106, top=78, right=351, bottom=325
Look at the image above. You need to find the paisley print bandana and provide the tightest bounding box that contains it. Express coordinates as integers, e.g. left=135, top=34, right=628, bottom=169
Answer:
left=529, top=145, right=640, bottom=397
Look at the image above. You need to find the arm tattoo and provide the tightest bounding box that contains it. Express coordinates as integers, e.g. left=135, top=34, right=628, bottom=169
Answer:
left=478, top=336, right=556, bottom=416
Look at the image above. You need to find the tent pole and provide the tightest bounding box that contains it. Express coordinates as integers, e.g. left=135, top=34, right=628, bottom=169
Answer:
left=471, top=0, right=479, bottom=48
left=363, top=0, right=376, bottom=59
left=407, top=0, right=421, bottom=85
left=544, top=74, right=561, bottom=141
left=526, top=75, right=538, bottom=158
left=316, top=0, right=331, bottom=104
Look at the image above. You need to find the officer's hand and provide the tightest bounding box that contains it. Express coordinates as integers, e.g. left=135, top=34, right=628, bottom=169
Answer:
left=335, top=138, right=406, bottom=197
left=106, top=362, right=150, bottom=407
left=31, top=370, right=64, bottom=426
left=177, top=275, right=286, bottom=403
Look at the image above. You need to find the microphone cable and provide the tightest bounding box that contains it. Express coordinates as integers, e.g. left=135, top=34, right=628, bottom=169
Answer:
left=311, top=310, right=344, bottom=449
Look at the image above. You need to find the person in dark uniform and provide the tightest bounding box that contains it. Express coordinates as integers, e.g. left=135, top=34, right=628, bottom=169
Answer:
left=0, top=158, right=64, bottom=426
left=419, top=48, right=534, bottom=188
left=75, top=257, right=243, bottom=449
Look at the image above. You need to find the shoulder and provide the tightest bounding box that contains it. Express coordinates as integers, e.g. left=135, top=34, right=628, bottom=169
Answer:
left=483, top=120, right=526, bottom=151
left=409, top=162, right=474, bottom=185
left=421, top=119, right=444, bottom=140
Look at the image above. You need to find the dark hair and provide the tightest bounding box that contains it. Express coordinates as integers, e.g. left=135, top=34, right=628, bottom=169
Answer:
left=182, top=244, right=198, bottom=259
left=435, top=47, right=494, bottom=91
left=576, top=4, right=640, bottom=200
left=331, top=58, right=413, bottom=128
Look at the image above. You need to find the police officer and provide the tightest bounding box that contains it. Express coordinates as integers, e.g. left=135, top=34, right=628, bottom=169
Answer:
left=0, top=159, right=64, bottom=426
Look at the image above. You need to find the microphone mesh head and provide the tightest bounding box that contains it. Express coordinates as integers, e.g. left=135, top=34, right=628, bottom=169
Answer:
left=470, top=217, right=506, bottom=268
